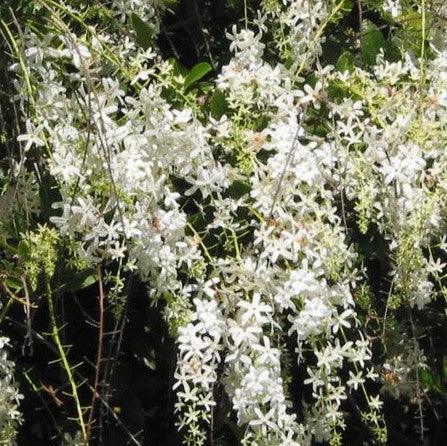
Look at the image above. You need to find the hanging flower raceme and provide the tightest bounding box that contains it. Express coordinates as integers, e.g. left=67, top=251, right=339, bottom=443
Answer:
left=0, top=337, right=23, bottom=445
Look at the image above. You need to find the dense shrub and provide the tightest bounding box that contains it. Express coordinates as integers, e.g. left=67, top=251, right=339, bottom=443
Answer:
left=1, top=1, right=447, bottom=444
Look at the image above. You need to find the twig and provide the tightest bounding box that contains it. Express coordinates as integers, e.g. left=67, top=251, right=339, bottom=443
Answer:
left=21, top=275, right=34, bottom=355
left=0, top=281, right=37, bottom=308
left=45, top=277, right=88, bottom=443
left=6, top=316, right=143, bottom=446
left=87, top=266, right=105, bottom=438
left=408, top=307, right=425, bottom=442
left=191, top=0, right=215, bottom=67
left=382, top=277, right=395, bottom=345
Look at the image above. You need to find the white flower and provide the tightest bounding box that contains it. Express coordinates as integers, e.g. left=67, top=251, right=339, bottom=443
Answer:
left=332, top=309, right=354, bottom=334
left=17, top=120, right=45, bottom=152
left=368, top=395, right=384, bottom=411
left=299, top=81, right=324, bottom=109
left=237, top=293, right=272, bottom=326
left=347, top=370, right=365, bottom=391
left=383, top=0, right=401, bottom=17
left=228, top=320, right=263, bottom=348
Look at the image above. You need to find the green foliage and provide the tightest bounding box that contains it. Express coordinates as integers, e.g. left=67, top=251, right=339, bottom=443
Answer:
left=131, top=13, right=157, bottom=50
left=184, top=62, right=213, bottom=91
left=361, top=20, right=389, bottom=65
left=336, top=51, right=355, bottom=73
left=209, top=89, right=228, bottom=119
left=421, top=357, right=447, bottom=394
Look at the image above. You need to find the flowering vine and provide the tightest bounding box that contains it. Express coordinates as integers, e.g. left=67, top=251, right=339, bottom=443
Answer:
left=1, top=0, right=447, bottom=444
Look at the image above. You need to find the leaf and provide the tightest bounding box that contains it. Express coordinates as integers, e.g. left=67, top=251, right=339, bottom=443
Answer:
left=197, top=81, right=213, bottom=94
left=168, top=58, right=188, bottom=77
left=341, top=0, right=354, bottom=13
left=17, top=240, right=30, bottom=258
left=5, top=276, right=23, bottom=292
left=226, top=180, right=251, bottom=199
left=395, top=12, right=431, bottom=57
left=336, top=51, right=355, bottom=73
left=184, top=62, right=212, bottom=91
left=421, top=368, right=433, bottom=388
left=131, top=13, right=155, bottom=50
left=58, top=269, right=97, bottom=292
left=361, top=20, right=387, bottom=66
left=209, top=89, right=228, bottom=119
left=142, top=351, right=156, bottom=370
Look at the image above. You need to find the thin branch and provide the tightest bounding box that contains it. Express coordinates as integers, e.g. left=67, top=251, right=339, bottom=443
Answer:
left=6, top=315, right=143, bottom=446
left=87, top=266, right=106, bottom=438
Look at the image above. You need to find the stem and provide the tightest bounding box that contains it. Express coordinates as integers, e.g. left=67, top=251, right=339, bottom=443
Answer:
left=187, top=222, right=214, bottom=264
left=297, top=0, right=347, bottom=76
left=230, top=228, right=241, bottom=259
left=408, top=307, right=425, bottom=441
left=0, top=18, right=35, bottom=108
left=10, top=316, right=142, bottom=446
left=46, top=279, right=88, bottom=443
left=0, top=296, right=14, bottom=325
left=419, top=0, right=427, bottom=114
left=87, top=266, right=105, bottom=437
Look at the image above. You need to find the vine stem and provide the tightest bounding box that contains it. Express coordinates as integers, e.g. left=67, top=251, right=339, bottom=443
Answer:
left=87, top=266, right=105, bottom=437
left=418, top=0, right=427, bottom=115
left=46, top=279, right=88, bottom=443
left=408, top=307, right=425, bottom=442
left=8, top=316, right=142, bottom=445
left=296, top=0, right=347, bottom=76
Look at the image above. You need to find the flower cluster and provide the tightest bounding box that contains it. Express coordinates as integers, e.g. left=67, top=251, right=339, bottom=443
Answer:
left=174, top=14, right=386, bottom=443
left=0, top=337, right=22, bottom=445
left=329, top=48, right=447, bottom=309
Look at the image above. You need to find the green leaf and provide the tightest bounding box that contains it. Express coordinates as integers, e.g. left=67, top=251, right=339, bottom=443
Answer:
left=336, top=51, right=355, bottom=73
left=184, top=62, right=212, bottom=91
left=5, top=276, right=23, bottom=292
left=168, top=58, right=188, bottom=77
left=58, top=269, right=97, bottom=292
left=341, top=0, right=354, bottom=13
left=198, top=81, right=213, bottom=94
left=209, top=89, right=228, bottom=119
left=361, top=20, right=387, bottom=66
left=0, top=237, right=17, bottom=255
left=131, top=13, right=155, bottom=50
left=17, top=240, right=30, bottom=258
left=226, top=180, right=251, bottom=199
left=142, top=351, right=156, bottom=370
left=421, top=368, right=433, bottom=388
left=395, top=12, right=430, bottom=57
